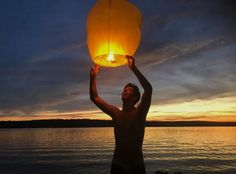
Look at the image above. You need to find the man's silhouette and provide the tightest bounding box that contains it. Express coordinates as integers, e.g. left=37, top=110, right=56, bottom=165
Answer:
left=90, top=56, right=152, bottom=174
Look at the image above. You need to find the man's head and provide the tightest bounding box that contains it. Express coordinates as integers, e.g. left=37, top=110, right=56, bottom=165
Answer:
left=122, top=83, right=140, bottom=105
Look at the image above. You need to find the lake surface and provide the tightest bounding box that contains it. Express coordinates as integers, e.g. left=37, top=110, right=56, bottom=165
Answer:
left=0, top=127, right=235, bottom=174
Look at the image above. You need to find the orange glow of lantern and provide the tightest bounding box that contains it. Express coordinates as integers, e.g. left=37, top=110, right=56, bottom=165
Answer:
left=87, top=0, right=142, bottom=67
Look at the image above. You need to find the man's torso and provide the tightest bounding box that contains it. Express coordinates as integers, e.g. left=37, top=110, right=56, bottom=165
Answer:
left=112, top=109, right=146, bottom=166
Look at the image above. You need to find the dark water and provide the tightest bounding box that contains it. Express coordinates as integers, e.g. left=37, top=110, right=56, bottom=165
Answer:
left=0, top=127, right=235, bottom=174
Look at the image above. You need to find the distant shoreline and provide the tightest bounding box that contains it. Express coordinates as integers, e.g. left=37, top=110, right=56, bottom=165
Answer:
left=0, top=119, right=236, bottom=128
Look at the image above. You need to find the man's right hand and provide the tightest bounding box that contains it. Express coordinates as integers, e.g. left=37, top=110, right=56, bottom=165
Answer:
left=126, top=55, right=136, bottom=71
left=90, top=64, right=100, bottom=76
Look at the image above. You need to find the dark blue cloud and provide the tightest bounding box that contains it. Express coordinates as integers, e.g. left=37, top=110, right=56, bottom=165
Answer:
left=136, top=0, right=236, bottom=55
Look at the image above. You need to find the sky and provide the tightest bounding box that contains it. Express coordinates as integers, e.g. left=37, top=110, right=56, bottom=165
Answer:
left=0, top=0, right=236, bottom=121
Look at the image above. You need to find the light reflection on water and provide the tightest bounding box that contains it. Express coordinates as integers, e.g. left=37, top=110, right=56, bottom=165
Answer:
left=0, top=127, right=236, bottom=174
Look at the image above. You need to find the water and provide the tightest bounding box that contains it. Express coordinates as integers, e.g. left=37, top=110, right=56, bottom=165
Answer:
left=0, top=127, right=235, bottom=174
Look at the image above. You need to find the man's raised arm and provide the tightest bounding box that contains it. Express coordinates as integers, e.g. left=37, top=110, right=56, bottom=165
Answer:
left=126, top=56, right=153, bottom=115
left=89, top=64, right=119, bottom=118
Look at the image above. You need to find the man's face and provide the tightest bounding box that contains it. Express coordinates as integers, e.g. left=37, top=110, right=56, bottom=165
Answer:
left=121, top=86, right=135, bottom=101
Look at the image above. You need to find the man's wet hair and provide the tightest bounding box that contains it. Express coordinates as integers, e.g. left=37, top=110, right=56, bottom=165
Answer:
left=124, top=83, right=140, bottom=104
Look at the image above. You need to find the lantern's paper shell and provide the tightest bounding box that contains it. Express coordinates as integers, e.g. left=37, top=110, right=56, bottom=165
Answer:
left=87, top=0, right=142, bottom=67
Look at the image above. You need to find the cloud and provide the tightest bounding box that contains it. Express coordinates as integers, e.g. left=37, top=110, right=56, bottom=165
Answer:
left=138, top=0, right=236, bottom=56
left=0, top=45, right=91, bottom=115
left=30, top=42, right=87, bottom=64
left=1, top=0, right=236, bottom=121
left=138, top=39, right=236, bottom=104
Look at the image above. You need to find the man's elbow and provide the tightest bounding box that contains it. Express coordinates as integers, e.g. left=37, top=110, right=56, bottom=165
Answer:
left=90, top=95, right=94, bottom=101
left=90, top=95, right=96, bottom=102
left=150, top=86, right=153, bottom=94
left=145, top=84, right=153, bottom=94
left=90, top=93, right=95, bottom=101
left=90, top=95, right=99, bottom=104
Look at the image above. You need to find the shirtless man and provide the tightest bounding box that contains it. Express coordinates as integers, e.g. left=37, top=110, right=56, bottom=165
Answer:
left=90, top=56, right=152, bottom=174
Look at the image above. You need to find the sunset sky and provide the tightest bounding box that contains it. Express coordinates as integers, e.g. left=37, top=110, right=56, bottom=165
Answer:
left=0, top=0, right=236, bottom=121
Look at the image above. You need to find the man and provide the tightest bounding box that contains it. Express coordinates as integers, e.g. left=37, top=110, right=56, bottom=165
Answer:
left=90, top=56, right=152, bottom=174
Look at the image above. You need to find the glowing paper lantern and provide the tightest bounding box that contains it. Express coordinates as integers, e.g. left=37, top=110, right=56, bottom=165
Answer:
left=87, top=0, right=142, bottom=67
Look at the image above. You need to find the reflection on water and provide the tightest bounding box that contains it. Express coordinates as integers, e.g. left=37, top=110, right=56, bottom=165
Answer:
left=0, top=127, right=236, bottom=174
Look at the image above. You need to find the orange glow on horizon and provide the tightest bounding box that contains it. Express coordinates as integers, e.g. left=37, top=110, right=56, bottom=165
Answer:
left=147, top=96, right=236, bottom=122
left=0, top=96, right=235, bottom=122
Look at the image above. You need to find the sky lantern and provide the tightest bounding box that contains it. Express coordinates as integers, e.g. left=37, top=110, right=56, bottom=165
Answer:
left=87, top=0, right=142, bottom=67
